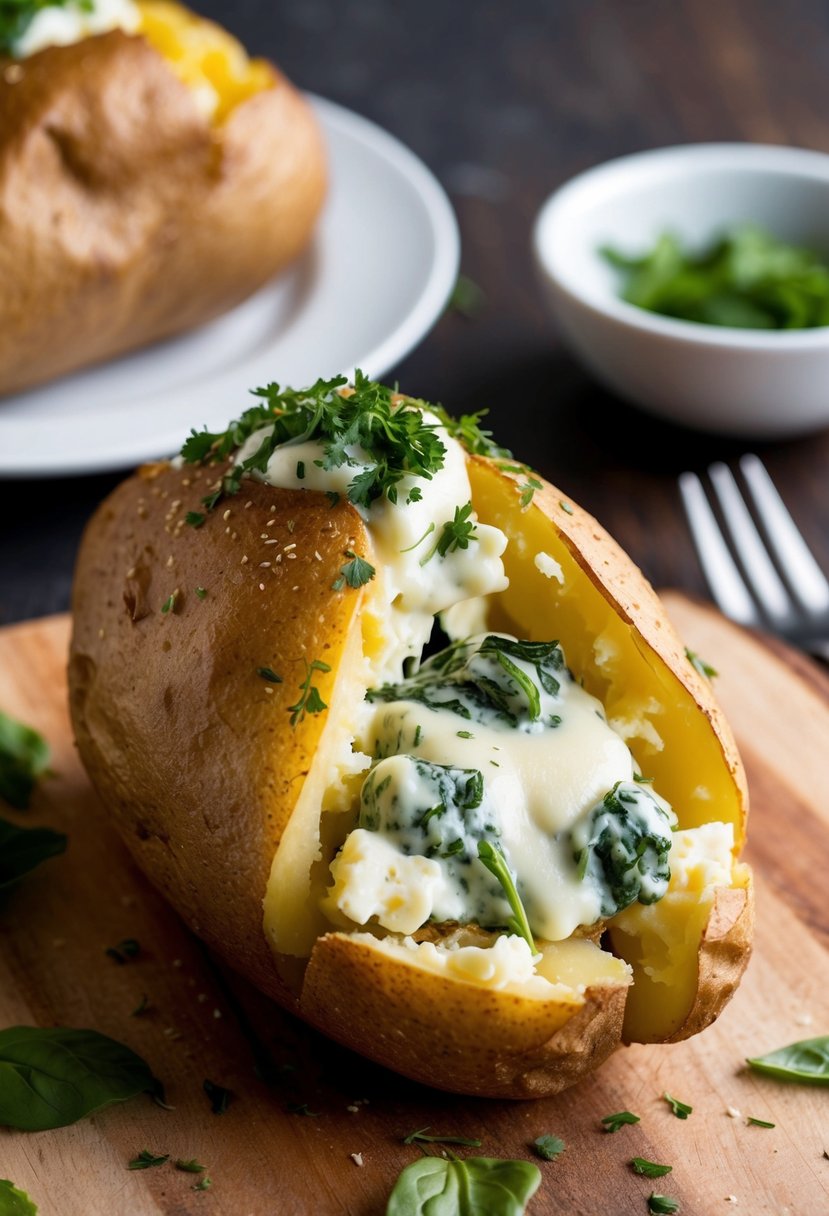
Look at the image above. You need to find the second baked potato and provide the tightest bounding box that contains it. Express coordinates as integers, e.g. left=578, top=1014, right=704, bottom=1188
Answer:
left=68, top=375, right=752, bottom=1098
left=0, top=0, right=326, bottom=395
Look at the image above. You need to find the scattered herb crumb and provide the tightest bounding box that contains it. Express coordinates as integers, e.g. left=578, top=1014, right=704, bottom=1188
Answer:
left=128, top=1150, right=169, bottom=1171
left=256, top=667, right=282, bottom=684
left=195, top=586, right=207, bottom=600
left=130, top=994, right=150, bottom=1017
left=746, top=1116, right=775, bottom=1128
left=337, top=549, right=376, bottom=589
left=685, top=648, right=718, bottom=679
left=559, top=500, right=573, bottom=514
left=532, top=1134, right=565, bottom=1161
left=403, top=1127, right=482, bottom=1147
left=288, top=659, right=331, bottom=728
left=520, top=478, right=543, bottom=508
left=175, top=1159, right=207, bottom=1173
left=631, top=1158, right=673, bottom=1178
left=161, top=592, right=178, bottom=615
left=601, top=1110, right=641, bottom=1133
left=106, top=938, right=140, bottom=965
left=663, top=1092, right=693, bottom=1119
left=193, top=1176, right=212, bottom=1192
left=185, top=511, right=205, bottom=529
left=647, top=1195, right=680, bottom=1214
left=296, top=461, right=306, bottom=480
left=287, top=1103, right=319, bottom=1117
left=203, top=1080, right=232, bottom=1115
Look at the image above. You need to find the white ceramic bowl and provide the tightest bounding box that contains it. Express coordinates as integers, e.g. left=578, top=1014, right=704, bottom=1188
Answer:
left=533, top=143, right=829, bottom=438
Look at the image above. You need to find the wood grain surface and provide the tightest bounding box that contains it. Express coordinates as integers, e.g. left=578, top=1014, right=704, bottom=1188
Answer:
left=0, top=600, right=827, bottom=1216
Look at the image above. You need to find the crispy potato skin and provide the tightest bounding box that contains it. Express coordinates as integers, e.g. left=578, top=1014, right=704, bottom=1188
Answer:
left=0, top=32, right=326, bottom=395
left=68, top=463, right=368, bottom=1007
left=68, top=454, right=752, bottom=1097
left=301, top=933, right=627, bottom=1100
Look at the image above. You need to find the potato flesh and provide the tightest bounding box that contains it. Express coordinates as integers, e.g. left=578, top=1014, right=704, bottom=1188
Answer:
left=137, top=1, right=273, bottom=121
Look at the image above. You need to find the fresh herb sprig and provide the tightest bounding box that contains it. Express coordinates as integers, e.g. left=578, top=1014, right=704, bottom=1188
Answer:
left=288, top=659, right=331, bottom=728
left=333, top=549, right=375, bottom=591
left=477, top=840, right=536, bottom=953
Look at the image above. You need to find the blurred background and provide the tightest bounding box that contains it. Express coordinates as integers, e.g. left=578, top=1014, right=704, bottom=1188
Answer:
left=3, top=0, right=829, bottom=624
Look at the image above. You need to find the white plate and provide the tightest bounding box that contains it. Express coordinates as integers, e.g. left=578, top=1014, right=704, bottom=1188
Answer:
left=0, top=95, right=460, bottom=477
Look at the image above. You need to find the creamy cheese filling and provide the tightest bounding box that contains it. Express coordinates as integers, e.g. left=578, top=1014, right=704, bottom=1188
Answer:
left=12, top=0, right=140, bottom=57
left=236, top=410, right=508, bottom=683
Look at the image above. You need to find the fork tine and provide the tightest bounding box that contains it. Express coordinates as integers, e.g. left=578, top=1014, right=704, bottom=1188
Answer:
left=708, top=462, right=792, bottom=622
left=678, top=471, right=759, bottom=626
left=739, top=454, right=829, bottom=614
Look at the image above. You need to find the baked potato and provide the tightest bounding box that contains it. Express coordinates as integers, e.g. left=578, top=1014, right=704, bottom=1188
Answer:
left=0, top=0, right=326, bottom=396
left=68, top=374, right=752, bottom=1099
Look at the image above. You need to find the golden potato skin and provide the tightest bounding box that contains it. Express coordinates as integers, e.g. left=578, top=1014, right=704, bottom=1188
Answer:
left=68, top=463, right=368, bottom=1007
left=301, top=932, right=628, bottom=1100
left=0, top=32, right=326, bottom=395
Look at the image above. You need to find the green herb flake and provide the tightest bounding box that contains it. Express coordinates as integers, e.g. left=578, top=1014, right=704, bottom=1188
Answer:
left=194, top=587, right=207, bottom=601
left=746, top=1036, right=829, bottom=1084
left=0, top=1026, right=155, bottom=1131
left=288, top=659, right=331, bottom=728
left=402, top=1126, right=482, bottom=1147
left=446, top=274, right=486, bottom=320
left=130, top=995, right=150, bottom=1018
left=203, top=1079, right=232, bottom=1115
left=746, top=1116, right=775, bottom=1128
left=647, top=1195, right=680, bottom=1215
left=663, top=1092, right=693, bottom=1119
left=631, top=1158, right=673, bottom=1178
left=0, top=819, right=66, bottom=892
left=105, top=939, right=140, bottom=965
left=0, top=710, right=50, bottom=811
left=685, top=648, right=718, bottom=679
left=0, top=1179, right=37, bottom=1215
left=519, top=478, right=543, bottom=509
left=256, top=667, right=282, bottom=685
left=325, top=490, right=341, bottom=507
left=193, top=1176, right=212, bottom=1192
left=287, top=1102, right=319, bottom=1117
left=532, top=1134, right=565, bottom=1161
left=161, top=592, right=178, bottom=615
left=420, top=502, right=478, bottom=565
left=601, top=1110, right=641, bottom=1133
left=128, top=1150, right=169, bottom=1171
left=339, top=550, right=376, bottom=589
left=296, top=461, right=306, bottom=480
left=456, top=730, right=474, bottom=739
left=386, top=1156, right=541, bottom=1216
left=185, top=511, right=206, bottom=529
left=559, top=500, right=574, bottom=514
left=477, top=840, right=536, bottom=954
left=175, top=1159, right=207, bottom=1173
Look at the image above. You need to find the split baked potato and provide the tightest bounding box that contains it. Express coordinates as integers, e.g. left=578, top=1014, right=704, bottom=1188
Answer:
left=68, top=375, right=752, bottom=1098
left=0, top=0, right=326, bottom=396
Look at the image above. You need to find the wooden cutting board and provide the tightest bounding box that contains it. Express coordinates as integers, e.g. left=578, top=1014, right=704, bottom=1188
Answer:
left=0, top=597, right=827, bottom=1216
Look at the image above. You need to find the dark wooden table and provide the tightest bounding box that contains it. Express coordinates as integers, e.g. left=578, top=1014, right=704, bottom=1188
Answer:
left=2, top=0, right=829, bottom=623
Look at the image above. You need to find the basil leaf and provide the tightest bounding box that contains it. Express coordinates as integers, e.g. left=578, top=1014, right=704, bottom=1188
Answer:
left=0, top=712, right=49, bottom=810
left=746, top=1036, right=829, bottom=1084
left=386, top=1156, right=541, bottom=1216
left=0, top=819, right=66, bottom=892
left=0, top=1180, right=37, bottom=1215
left=0, top=1027, right=155, bottom=1131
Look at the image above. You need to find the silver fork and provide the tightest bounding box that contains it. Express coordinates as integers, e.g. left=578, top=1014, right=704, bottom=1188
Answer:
left=679, top=454, right=829, bottom=662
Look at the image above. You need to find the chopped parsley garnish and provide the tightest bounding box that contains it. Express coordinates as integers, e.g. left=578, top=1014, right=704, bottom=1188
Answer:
left=631, top=1158, right=673, bottom=1178
left=477, top=840, right=536, bottom=953
left=333, top=549, right=376, bottom=591
left=685, top=648, right=718, bottom=679
left=559, top=500, right=574, bottom=515
left=403, top=1126, right=482, bottom=1147
left=532, top=1134, right=565, bottom=1161
left=296, top=461, right=306, bottom=480
left=193, top=1176, right=212, bottom=1192
left=288, top=659, right=331, bottom=727
left=519, top=478, right=543, bottom=508
left=105, top=938, right=140, bottom=965
left=325, top=490, right=341, bottom=507
left=647, top=1195, right=680, bottom=1215
left=128, top=1150, right=169, bottom=1170
left=420, top=501, right=478, bottom=564
left=601, top=1110, right=640, bottom=1133
left=203, top=1079, right=232, bottom=1115
left=663, top=1092, right=692, bottom=1119
left=195, top=586, right=207, bottom=600
left=456, top=730, right=474, bottom=739
left=0, top=709, right=50, bottom=810
left=176, top=1159, right=207, bottom=1173
left=256, top=666, right=282, bottom=684
left=185, top=511, right=205, bottom=528
left=746, top=1116, right=775, bottom=1128
left=161, top=592, right=178, bottom=615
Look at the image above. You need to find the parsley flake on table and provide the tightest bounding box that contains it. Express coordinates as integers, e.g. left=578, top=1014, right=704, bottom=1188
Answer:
left=601, top=1110, right=641, bottom=1133
left=663, top=1092, right=692, bottom=1119
left=402, top=1127, right=482, bottom=1147
left=175, top=1159, right=207, bottom=1173
left=746, top=1116, right=775, bottom=1128
left=128, top=1150, right=169, bottom=1171
left=647, top=1194, right=680, bottom=1214
left=532, top=1134, right=565, bottom=1161
left=631, top=1158, right=673, bottom=1178
left=193, top=1176, right=212, bottom=1192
